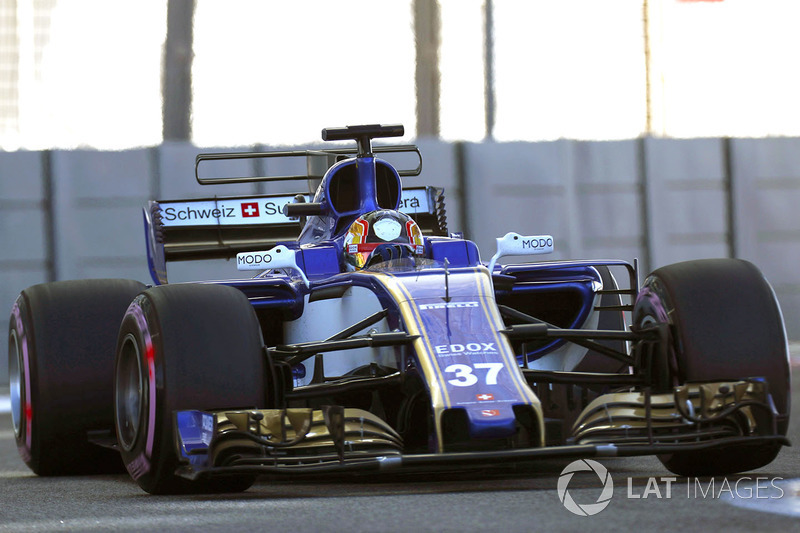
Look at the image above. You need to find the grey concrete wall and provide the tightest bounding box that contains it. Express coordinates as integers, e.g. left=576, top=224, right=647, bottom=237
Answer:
left=3, top=137, right=800, bottom=383
left=731, top=138, right=800, bottom=342
left=49, top=149, right=156, bottom=282
left=462, top=140, right=645, bottom=268
left=0, top=151, right=50, bottom=350
left=642, top=138, right=731, bottom=268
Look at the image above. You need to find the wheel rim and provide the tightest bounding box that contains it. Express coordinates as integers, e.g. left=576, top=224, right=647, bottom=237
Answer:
left=116, top=333, right=144, bottom=452
left=8, top=330, right=23, bottom=438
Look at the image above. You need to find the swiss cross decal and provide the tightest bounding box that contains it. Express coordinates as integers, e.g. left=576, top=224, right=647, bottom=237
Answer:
left=476, top=393, right=494, bottom=401
left=241, top=202, right=260, bottom=217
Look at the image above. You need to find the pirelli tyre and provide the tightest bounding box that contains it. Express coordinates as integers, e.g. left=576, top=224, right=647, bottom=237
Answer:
left=114, top=283, right=266, bottom=494
left=633, top=258, right=790, bottom=476
left=8, top=279, right=146, bottom=475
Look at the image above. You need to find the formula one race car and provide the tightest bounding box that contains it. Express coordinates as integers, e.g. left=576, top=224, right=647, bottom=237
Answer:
left=8, top=124, right=791, bottom=494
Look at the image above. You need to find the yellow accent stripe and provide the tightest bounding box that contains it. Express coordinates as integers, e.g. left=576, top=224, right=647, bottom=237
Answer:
left=365, top=272, right=451, bottom=410
left=365, top=271, right=454, bottom=451
left=362, top=268, right=544, bottom=449
left=474, top=267, right=541, bottom=405
left=474, top=267, right=544, bottom=444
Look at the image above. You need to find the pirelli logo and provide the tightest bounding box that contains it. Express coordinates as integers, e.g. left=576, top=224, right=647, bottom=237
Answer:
left=418, top=301, right=479, bottom=310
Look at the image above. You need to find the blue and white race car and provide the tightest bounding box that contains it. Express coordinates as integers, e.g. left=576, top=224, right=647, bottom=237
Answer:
left=8, top=125, right=791, bottom=494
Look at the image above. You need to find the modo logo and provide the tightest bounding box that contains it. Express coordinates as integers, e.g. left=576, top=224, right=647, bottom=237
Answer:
left=557, top=459, right=614, bottom=516
left=237, top=253, right=273, bottom=265
left=522, top=237, right=553, bottom=249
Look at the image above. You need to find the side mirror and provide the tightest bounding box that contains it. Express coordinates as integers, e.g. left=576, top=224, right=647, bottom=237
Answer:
left=487, top=232, right=554, bottom=274
left=236, top=245, right=310, bottom=287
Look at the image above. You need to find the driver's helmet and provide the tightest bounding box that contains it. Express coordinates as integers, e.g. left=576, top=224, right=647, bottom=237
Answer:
left=344, top=210, right=424, bottom=269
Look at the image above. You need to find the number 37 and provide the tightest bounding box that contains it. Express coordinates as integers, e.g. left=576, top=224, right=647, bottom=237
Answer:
left=444, top=363, right=504, bottom=387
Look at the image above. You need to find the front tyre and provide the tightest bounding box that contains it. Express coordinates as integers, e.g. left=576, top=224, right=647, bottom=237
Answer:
left=634, top=259, right=790, bottom=476
left=114, top=283, right=267, bottom=494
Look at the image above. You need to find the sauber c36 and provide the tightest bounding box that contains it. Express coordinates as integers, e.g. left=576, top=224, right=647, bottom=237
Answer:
left=8, top=124, right=791, bottom=493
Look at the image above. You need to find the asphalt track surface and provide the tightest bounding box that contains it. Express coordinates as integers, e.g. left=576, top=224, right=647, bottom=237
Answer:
left=2, top=357, right=800, bottom=531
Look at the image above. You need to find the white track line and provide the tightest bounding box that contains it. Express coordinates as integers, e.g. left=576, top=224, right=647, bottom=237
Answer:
left=722, top=478, right=800, bottom=518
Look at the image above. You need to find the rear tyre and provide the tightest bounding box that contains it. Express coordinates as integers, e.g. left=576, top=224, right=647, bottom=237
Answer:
left=114, top=283, right=266, bottom=494
left=633, top=259, right=790, bottom=476
left=8, top=279, right=146, bottom=475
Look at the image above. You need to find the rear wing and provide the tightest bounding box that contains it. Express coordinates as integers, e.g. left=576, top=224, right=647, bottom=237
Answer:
left=144, top=186, right=447, bottom=285
left=195, top=144, right=422, bottom=185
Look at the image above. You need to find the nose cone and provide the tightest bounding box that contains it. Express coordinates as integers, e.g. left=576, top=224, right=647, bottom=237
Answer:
left=465, top=405, right=518, bottom=439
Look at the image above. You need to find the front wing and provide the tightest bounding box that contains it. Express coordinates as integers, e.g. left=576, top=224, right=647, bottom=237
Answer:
left=173, top=380, right=788, bottom=481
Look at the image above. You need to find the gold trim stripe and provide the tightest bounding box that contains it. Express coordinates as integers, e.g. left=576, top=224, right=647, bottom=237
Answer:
left=473, top=268, right=541, bottom=405
left=366, top=272, right=451, bottom=409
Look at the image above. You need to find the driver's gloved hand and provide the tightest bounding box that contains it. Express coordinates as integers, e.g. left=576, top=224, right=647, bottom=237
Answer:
left=366, top=243, right=414, bottom=267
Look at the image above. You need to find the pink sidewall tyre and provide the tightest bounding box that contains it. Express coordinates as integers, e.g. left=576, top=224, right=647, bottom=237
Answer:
left=8, top=279, right=145, bottom=475
left=114, top=283, right=266, bottom=494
